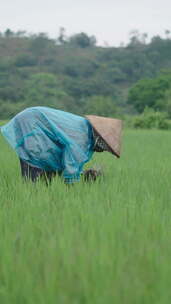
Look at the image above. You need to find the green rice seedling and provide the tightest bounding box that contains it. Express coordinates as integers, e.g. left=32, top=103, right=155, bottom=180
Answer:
left=0, top=130, right=171, bottom=303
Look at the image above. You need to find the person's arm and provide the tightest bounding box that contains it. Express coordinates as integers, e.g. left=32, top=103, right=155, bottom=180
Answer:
left=62, top=147, right=81, bottom=185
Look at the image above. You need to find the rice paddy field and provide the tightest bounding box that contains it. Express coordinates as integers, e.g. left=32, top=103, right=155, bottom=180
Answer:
left=0, top=129, right=171, bottom=303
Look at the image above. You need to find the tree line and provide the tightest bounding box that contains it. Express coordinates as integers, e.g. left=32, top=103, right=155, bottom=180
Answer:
left=0, top=28, right=171, bottom=121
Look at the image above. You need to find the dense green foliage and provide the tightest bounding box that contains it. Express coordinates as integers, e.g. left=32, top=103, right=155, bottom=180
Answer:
left=128, top=71, right=171, bottom=114
left=128, top=108, right=171, bottom=129
left=1, top=29, right=171, bottom=119
left=1, top=130, right=171, bottom=303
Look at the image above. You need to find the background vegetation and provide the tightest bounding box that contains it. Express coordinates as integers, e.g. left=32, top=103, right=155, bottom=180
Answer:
left=1, top=28, right=171, bottom=128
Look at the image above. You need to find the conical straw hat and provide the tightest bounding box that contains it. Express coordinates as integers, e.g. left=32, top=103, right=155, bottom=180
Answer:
left=86, top=115, right=123, bottom=158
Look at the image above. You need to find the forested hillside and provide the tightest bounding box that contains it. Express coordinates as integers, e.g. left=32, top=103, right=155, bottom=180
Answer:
left=1, top=29, right=171, bottom=119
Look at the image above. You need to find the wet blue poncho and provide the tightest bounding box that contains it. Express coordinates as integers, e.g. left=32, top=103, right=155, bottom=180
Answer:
left=1, top=107, right=94, bottom=183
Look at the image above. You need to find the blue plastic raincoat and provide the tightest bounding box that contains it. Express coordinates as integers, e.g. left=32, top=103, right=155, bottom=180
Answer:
left=1, top=107, right=94, bottom=183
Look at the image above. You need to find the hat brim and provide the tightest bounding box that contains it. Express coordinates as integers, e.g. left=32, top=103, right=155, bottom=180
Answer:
left=86, top=115, right=123, bottom=158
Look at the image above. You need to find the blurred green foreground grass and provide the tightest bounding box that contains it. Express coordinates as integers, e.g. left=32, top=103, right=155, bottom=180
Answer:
left=0, top=130, right=171, bottom=304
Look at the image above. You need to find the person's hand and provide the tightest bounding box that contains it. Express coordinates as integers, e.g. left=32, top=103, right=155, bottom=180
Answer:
left=83, top=168, right=102, bottom=182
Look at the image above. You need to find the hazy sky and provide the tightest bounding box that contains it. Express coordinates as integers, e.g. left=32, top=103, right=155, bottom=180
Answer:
left=1, top=0, right=171, bottom=46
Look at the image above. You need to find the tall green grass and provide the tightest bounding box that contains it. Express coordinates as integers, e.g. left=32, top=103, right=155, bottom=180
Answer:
left=0, top=130, right=171, bottom=303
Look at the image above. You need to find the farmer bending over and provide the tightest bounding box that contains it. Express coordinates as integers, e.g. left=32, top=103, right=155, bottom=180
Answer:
left=1, top=106, right=122, bottom=184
